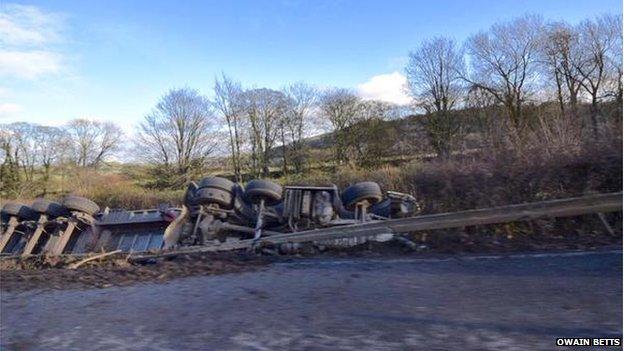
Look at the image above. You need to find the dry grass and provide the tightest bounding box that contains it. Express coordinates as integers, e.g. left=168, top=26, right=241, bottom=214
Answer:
left=3, top=167, right=183, bottom=210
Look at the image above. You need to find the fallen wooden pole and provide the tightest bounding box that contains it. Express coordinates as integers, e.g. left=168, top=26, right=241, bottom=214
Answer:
left=68, top=249, right=122, bottom=269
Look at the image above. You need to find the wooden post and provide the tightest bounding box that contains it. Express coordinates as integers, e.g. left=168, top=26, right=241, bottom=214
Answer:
left=0, top=217, right=20, bottom=253
left=21, top=215, right=49, bottom=256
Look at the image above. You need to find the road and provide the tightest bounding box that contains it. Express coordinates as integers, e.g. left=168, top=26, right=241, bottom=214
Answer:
left=1, top=250, right=622, bottom=350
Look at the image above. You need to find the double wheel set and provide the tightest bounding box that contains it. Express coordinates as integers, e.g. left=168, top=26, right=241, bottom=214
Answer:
left=0, top=196, right=100, bottom=256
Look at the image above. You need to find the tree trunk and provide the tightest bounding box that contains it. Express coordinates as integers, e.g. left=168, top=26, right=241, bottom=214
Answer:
left=280, top=125, right=288, bottom=176
left=233, top=122, right=243, bottom=183
left=554, top=71, right=565, bottom=116
left=590, top=94, right=599, bottom=136
left=226, top=121, right=239, bottom=183
left=43, top=163, right=51, bottom=195
left=569, top=91, right=578, bottom=119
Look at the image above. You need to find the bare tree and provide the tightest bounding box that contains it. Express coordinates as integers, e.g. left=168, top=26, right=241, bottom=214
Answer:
left=540, top=21, right=585, bottom=116
left=240, top=88, right=288, bottom=177
left=66, top=119, right=123, bottom=168
left=0, top=126, right=21, bottom=196
left=605, top=15, right=623, bottom=105
left=406, top=37, right=465, bottom=157
left=351, top=100, right=398, bottom=167
left=358, top=100, right=398, bottom=121
left=0, top=123, right=69, bottom=196
left=213, top=74, right=246, bottom=182
left=137, top=88, right=218, bottom=186
left=33, top=126, right=68, bottom=192
left=319, top=89, right=362, bottom=166
left=465, top=86, right=505, bottom=149
left=464, top=15, right=544, bottom=135
left=7, top=123, right=38, bottom=181
left=574, top=14, right=622, bottom=133
left=282, top=82, right=318, bottom=173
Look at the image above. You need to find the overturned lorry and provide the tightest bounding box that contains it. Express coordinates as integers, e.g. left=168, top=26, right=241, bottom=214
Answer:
left=1, top=177, right=621, bottom=258
left=165, top=178, right=418, bottom=248
left=0, top=178, right=418, bottom=256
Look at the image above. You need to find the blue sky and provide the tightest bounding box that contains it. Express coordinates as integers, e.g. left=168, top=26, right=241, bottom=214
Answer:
left=0, top=0, right=621, bottom=133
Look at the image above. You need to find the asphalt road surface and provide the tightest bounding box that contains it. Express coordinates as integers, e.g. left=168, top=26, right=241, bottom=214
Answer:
left=1, top=250, right=622, bottom=350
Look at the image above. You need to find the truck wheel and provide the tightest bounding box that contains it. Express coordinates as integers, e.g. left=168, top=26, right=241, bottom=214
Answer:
left=62, top=195, right=100, bottom=216
left=31, top=198, right=69, bottom=218
left=197, top=176, right=236, bottom=192
left=195, top=187, right=234, bottom=209
left=1, top=202, right=39, bottom=221
left=341, top=182, right=383, bottom=210
left=195, top=177, right=236, bottom=209
left=245, top=179, right=283, bottom=206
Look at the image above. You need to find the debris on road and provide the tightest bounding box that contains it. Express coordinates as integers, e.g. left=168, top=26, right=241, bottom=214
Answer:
left=0, top=251, right=270, bottom=292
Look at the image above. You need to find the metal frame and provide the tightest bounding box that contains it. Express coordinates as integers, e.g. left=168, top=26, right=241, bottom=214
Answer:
left=21, top=214, right=51, bottom=256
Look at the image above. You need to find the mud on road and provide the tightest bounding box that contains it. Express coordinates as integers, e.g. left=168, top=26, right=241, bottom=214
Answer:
left=0, top=252, right=272, bottom=291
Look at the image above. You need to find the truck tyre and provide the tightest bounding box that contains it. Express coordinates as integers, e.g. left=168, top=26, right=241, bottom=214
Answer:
left=62, top=195, right=100, bottom=216
left=195, top=187, right=234, bottom=209
left=31, top=198, right=69, bottom=218
left=195, top=177, right=236, bottom=209
left=341, top=182, right=383, bottom=210
left=244, top=179, right=283, bottom=206
left=197, top=177, right=236, bottom=192
left=1, top=202, right=39, bottom=221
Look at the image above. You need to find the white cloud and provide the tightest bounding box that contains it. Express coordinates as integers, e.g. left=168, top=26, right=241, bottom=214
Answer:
left=0, top=4, right=64, bottom=46
left=0, top=103, right=23, bottom=118
left=0, top=4, right=66, bottom=80
left=0, top=50, right=62, bottom=79
left=357, top=71, right=412, bottom=105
